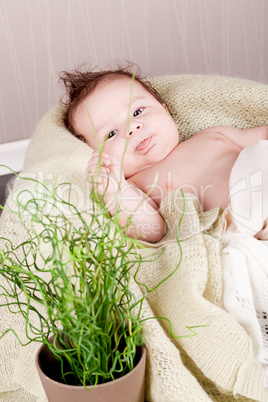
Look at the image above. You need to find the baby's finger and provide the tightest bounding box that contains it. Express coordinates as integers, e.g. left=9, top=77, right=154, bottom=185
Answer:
left=91, top=150, right=111, bottom=161
left=87, top=158, right=110, bottom=174
left=88, top=152, right=112, bottom=166
left=87, top=169, right=109, bottom=183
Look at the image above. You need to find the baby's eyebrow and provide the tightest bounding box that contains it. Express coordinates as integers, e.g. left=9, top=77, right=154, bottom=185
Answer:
left=129, top=96, right=145, bottom=105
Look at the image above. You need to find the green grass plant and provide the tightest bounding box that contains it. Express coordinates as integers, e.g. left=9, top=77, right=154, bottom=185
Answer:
left=0, top=175, right=185, bottom=387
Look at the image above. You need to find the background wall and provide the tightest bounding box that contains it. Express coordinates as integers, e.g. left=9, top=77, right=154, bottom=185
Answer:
left=1, top=0, right=268, bottom=145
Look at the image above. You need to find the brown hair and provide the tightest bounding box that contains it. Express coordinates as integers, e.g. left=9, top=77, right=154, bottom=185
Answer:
left=59, top=63, right=164, bottom=139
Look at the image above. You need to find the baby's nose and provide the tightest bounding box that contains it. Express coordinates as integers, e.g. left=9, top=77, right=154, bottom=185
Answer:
left=129, top=124, right=142, bottom=136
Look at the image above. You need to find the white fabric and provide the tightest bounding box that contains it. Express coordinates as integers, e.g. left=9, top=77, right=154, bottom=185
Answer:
left=229, top=140, right=268, bottom=237
left=221, top=140, right=268, bottom=386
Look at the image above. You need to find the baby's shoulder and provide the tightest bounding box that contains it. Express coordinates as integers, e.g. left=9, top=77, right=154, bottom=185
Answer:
left=188, top=126, right=236, bottom=147
left=192, top=126, right=228, bottom=138
left=180, top=129, right=222, bottom=149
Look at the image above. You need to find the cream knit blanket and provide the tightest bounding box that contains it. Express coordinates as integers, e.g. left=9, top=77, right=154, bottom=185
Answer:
left=1, top=74, right=268, bottom=402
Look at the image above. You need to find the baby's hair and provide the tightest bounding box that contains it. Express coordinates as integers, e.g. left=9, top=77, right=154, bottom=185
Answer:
left=59, top=62, right=164, bottom=139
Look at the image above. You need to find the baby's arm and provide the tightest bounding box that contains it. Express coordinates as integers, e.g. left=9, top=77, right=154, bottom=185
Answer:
left=199, top=125, right=268, bottom=149
left=87, top=151, right=165, bottom=242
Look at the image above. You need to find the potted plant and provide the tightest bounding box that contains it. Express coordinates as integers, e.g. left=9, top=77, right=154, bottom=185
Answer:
left=0, top=175, right=182, bottom=401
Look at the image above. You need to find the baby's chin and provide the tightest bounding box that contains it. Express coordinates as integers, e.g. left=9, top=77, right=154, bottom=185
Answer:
left=124, top=162, right=158, bottom=179
left=124, top=165, right=142, bottom=179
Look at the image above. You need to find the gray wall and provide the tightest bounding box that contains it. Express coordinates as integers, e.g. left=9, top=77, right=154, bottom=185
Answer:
left=1, top=0, right=268, bottom=144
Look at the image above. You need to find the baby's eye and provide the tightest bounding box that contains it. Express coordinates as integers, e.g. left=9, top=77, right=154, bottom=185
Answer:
left=133, top=108, right=144, bottom=117
left=106, top=130, right=118, bottom=140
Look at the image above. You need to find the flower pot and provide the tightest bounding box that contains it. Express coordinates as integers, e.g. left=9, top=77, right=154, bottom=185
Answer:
left=35, top=339, right=146, bottom=402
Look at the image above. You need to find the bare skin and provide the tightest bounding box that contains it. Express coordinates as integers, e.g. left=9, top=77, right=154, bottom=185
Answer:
left=73, top=76, right=268, bottom=242
left=129, top=130, right=240, bottom=211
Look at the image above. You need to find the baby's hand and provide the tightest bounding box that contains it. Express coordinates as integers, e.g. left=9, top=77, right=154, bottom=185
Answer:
left=86, top=151, right=124, bottom=198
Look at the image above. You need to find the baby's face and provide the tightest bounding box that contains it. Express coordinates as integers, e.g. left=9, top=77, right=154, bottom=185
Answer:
left=73, top=76, right=179, bottom=178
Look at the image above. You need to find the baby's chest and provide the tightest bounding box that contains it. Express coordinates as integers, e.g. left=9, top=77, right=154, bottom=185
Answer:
left=134, top=137, right=240, bottom=209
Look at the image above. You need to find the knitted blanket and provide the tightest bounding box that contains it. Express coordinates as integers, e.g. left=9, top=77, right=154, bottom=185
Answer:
left=1, top=74, right=268, bottom=402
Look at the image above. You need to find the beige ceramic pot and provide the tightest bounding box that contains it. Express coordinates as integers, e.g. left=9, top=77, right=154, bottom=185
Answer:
left=35, top=340, right=146, bottom=402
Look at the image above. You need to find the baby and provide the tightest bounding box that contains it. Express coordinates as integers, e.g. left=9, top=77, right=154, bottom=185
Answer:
left=60, top=66, right=268, bottom=242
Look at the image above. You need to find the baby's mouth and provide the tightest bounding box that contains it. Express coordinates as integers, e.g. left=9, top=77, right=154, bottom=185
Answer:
left=135, top=137, right=152, bottom=152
